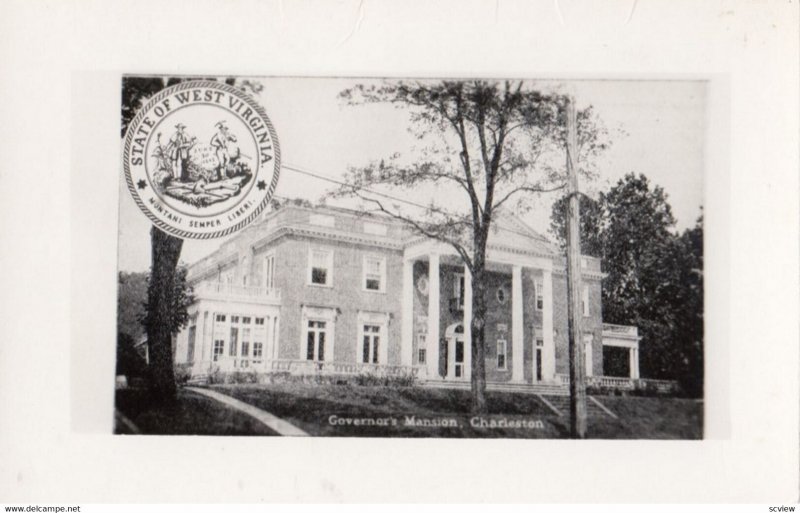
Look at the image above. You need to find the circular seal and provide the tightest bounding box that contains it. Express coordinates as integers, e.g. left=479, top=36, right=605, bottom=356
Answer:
left=123, top=80, right=280, bottom=239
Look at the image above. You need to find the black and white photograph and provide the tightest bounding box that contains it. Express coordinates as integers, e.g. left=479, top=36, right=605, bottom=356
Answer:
left=115, top=76, right=705, bottom=439
left=2, top=0, right=799, bottom=507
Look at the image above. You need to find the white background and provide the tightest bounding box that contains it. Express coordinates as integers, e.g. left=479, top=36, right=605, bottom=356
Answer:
left=0, top=0, right=798, bottom=503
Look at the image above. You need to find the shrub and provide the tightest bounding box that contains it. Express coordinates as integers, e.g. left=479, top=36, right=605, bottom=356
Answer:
left=173, top=363, right=193, bottom=386
left=207, top=366, right=224, bottom=384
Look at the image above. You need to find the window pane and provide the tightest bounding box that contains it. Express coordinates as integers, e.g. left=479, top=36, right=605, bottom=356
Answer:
left=418, top=348, right=426, bottom=364
left=365, top=278, right=380, bottom=290
left=318, top=332, right=325, bottom=361
left=229, top=328, right=238, bottom=356
left=312, top=267, right=327, bottom=284
left=373, top=337, right=379, bottom=363
left=362, top=336, right=370, bottom=363
left=306, top=331, right=315, bottom=360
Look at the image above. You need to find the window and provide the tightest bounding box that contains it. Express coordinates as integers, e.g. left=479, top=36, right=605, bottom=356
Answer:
left=535, top=278, right=544, bottom=311
left=306, top=320, right=327, bottom=361
left=496, top=287, right=507, bottom=304
left=453, top=273, right=465, bottom=309
left=241, top=328, right=250, bottom=357
left=231, top=315, right=240, bottom=323
left=215, top=314, right=226, bottom=323
left=416, top=333, right=427, bottom=364
left=213, top=340, right=224, bottom=361
left=242, top=316, right=251, bottom=324
left=361, top=324, right=381, bottom=364
left=309, top=249, right=333, bottom=286
left=535, top=336, right=543, bottom=381
left=582, top=284, right=590, bottom=317
left=187, top=326, right=196, bottom=363
left=363, top=256, right=385, bottom=292
left=255, top=317, right=264, bottom=325
left=229, top=326, right=238, bottom=356
left=264, top=253, right=276, bottom=289
left=497, top=339, right=507, bottom=370
left=221, top=270, right=234, bottom=285
left=253, top=342, right=263, bottom=358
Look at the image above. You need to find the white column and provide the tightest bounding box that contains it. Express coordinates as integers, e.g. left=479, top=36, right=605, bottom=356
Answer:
left=401, top=258, right=415, bottom=367
left=542, top=270, right=556, bottom=381
left=426, top=253, right=440, bottom=379
left=511, top=265, right=525, bottom=382
left=273, top=316, right=280, bottom=360
left=630, top=347, right=640, bottom=379
left=463, top=266, right=472, bottom=381
left=265, top=315, right=273, bottom=361
left=585, top=335, right=594, bottom=377
left=197, top=310, right=207, bottom=368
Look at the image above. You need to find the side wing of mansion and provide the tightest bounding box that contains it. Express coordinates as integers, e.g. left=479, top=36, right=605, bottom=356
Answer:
left=174, top=204, right=643, bottom=388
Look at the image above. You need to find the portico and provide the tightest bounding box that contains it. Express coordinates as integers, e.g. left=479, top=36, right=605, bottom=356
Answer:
left=401, top=238, right=558, bottom=385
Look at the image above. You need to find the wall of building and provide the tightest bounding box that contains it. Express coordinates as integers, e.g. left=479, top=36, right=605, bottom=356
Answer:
left=552, top=271, right=603, bottom=377
left=271, top=235, right=404, bottom=365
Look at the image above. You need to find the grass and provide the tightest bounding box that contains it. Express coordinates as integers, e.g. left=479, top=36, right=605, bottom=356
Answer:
left=587, top=395, right=703, bottom=439
left=113, top=383, right=703, bottom=439
left=114, top=388, right=277, bottom=436
left=213, top=382, right=566, bottom=438
left=210, top=382, right=703, bottom=439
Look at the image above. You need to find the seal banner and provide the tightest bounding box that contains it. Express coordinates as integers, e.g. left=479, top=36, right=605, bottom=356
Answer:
left=122, top=80, right=280, bottom=239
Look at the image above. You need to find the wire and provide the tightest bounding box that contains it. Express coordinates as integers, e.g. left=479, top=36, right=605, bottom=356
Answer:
left=279, top=163, right=554, bottom=244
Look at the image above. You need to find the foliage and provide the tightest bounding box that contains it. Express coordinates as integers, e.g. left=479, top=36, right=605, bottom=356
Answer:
left=549, top=194, right=604, bottom=257
left=353, top=372, right=417, bottom=387
left=142, top=264, right=195, bottom=337
left=550, top=173, right=704, bottom=396
left=333, top=80, right=611, bottom=412
left=173, top=363, right=193, bottom=386
left=117, top=271, right=148, bottom=341
left=116, top=331, right=148, bottom=378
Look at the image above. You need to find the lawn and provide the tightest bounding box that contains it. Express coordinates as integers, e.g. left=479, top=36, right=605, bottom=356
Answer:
left=210, top=382, right=567, bottom=438
left=208, top=382, right=702, bottom=439
left=114, top=388, right=277, bottom=436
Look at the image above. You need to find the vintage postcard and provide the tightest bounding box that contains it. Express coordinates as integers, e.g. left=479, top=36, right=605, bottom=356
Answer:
left=114, top=75, right=704, bottom=439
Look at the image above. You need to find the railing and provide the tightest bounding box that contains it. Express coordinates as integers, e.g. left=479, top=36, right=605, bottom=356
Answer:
left=556, top=373, right=679, bottom=393
left=269, top=359, right=419, bottom=377
left=193, top=282, right=281, bottom=302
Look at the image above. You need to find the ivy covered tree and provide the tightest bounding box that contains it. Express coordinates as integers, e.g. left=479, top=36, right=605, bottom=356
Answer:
left=121, top=75, right=255, bottom=399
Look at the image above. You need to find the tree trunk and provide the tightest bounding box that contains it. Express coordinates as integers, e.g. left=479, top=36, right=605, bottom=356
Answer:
left=146, top=226, right=183, bottom=401
left=470, top=266, right=488, bottom=414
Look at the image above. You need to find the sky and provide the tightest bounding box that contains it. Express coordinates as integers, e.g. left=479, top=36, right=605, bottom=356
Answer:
left=117, top=77, right=706, bottom=273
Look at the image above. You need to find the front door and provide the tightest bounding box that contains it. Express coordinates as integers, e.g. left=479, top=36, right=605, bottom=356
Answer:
left=454, top=338, right=465, bottom=378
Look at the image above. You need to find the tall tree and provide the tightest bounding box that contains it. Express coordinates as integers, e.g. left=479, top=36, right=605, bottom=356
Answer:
left=121, top=75, right=252, bottom=399
left=333, top=80, right=609, bottom=412
left=549, top=193, right=604, bottom=257
left=550, top=173, right=704, bottom=395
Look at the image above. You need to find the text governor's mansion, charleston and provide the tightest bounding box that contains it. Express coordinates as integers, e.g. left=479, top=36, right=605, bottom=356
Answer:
left=175, top=204, right=643, bottom=389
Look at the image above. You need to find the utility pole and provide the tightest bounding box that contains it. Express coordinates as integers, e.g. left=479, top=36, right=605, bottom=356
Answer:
left=565, top=95, right=588, bottom=438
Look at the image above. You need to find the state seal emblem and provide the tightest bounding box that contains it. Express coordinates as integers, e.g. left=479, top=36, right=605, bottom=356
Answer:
left=122, top=80, right=280, bottom=239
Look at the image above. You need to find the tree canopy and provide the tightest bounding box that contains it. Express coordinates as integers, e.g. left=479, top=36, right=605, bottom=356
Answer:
left=550, top=173, right=704, bottom=396
left=334, top=79, right=612, bottom=412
